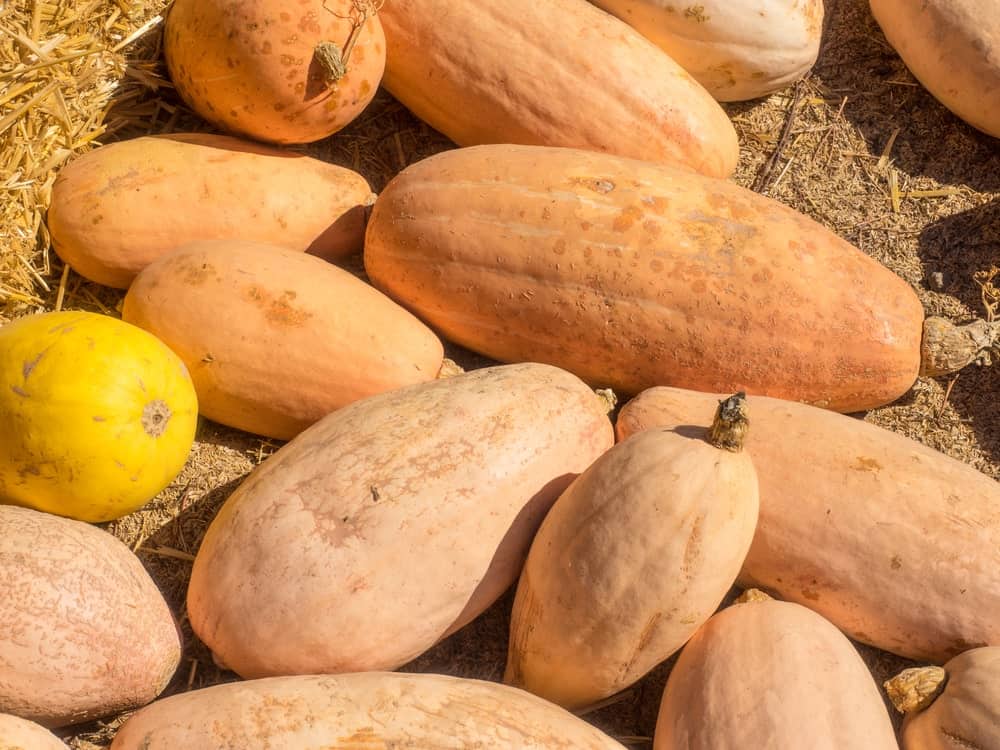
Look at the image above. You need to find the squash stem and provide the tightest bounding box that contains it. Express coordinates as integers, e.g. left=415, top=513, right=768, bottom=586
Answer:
left=316, top=0, right=383, bottom=83
left=706, top=392, right=749, bottom=453
left=884, top=666, right=947, bottom=714
left=920, top=317, right=1000, bottom=378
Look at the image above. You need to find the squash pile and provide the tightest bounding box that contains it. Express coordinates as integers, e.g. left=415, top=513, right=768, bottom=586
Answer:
left=1, top=0, right=998, bottom=748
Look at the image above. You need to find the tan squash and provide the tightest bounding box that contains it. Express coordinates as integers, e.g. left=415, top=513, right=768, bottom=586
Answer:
left=122, top=240, right=444, bottom=440
left=0, top=506, right=181, bottom=728
left=366, top=144, right=994, bottom=413
left=616, top=386, right=1000, bottom=663
left=109, top=672, right=627, bottom=749
left=164, top=0, right=385, bottom=144
left=379, top=0, right=738, bottom=178
left=886, top=648, right=1000, bottom=750
left=0, top=714, right=69, bottom=749
left=48, top=133, right=375, bottom=288
left=505, top=395, right=759, bottom=710
left=870, top=0, right=1000, bottom=138
left=653, top=590, right=899, bottom=749
left=589, top=0, right=824, bottom=101
left=187, top=363, right=614, bottom=678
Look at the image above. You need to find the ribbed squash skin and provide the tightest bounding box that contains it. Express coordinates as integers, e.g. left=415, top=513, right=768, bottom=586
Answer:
left=505, top=427, right=759, bottom=710
left=870, top=0, right=1000, bottom=138
left=48, top=133, right=375, bottom=288
left=589, top=0, right=823, bottom=101
left=0, top=506, right=181, bottom=728
left=365, top=144, right=925, bottom=413
left=123, top=240, right=443, bottom=440
left=653, top=597, right=899, bottom=749
left=617, top=387, right=1000, bottom=663
left=0, top=714, right=69, bottom=749
left=109, top=673, right=627, bottom=750
left=379, top=0, right=738, bottom=178
left=187, top=363, right=613, bottom=678
left=900, top=648, right=1000, bottom=750
left=164, top=0, right=385, bottom=144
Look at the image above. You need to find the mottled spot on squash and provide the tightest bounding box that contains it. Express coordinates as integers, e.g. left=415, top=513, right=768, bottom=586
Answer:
left=262, top=41, right=273, bottom=54
left=354, top=45, right=365, bottom=62
left=684, top=5, right=710, bottom=22
left=553, top=239, right=566, bottom=256
left=22, top=353, right=43, bottom=379
left=650, top=259, right=664, bottom=272
left=801, top=587, right=820, bottom=601
left=10, top=385, right=28, bottom=397
left=298, top=11, right=320, bottom=34
left=91, top=214, right=104, bottom=224
left=890, top=555, right=902, bottom=570
left=643, top=220, right=661, bottom=236
left=280, top=11, right=291, bottom=21
left=853, top=456, right=882, bottom=473
left=580, top=221, right=591, bottom=231
left=359, top=79, right=371, bottom=97
left=641, top=195, right=670, bottom=214
left=281, top=53, right=298, bottom=67
left=613, top=205, right=644, bottom=232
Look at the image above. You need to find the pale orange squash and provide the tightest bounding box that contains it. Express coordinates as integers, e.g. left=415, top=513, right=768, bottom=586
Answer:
left=504, top=395, right=759, bottom=710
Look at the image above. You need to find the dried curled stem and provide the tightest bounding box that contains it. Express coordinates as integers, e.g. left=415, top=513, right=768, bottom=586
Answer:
left=594, top=387, right=618, bottom=415
left=706, top=392, right=749, bottom=452
left=919, top=317, right=1000, bottom=378
left=884, top=666, right=947, bottom=714
left=316, top=0, right=384, bottom=83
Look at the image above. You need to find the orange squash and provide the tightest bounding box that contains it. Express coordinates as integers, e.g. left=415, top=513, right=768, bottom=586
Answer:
left=187, top=363, right=614, bottom=678
left=123, top=240, right=444, bottom=440
left=617, top=386, right=1000, bottom=663
left=653, top=590, right=899, bottom=749
left=164, top=0, right=385, bottom=144
left=886, top=648, right=1000, bottom=750
left=48, top=133, right=375, bottom=288
left=379, top=0, right=738, bottom=178
left=365, top=144, right=993, bottom=413
left=870, top=0, right=1000, bottom=138
left=505, top=395, right=758, bottom=710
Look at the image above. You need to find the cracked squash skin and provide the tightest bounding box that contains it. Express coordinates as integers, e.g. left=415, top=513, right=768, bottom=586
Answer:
left=108, top=673, right=628, bottom=749
left=616, top=387, right=1000, bottom=663
left=364, top=144, right=925, bottom=413
left=0, top=311, right=197, bottom=523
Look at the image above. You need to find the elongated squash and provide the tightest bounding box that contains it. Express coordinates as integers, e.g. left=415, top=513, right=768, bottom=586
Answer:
left=885, top=648, right=1000, bottom=750
left=870, top=0, right=1000, bottom=138
left=589, top=0, right=824, bottom=101
left=617, top=386, right=1000, bottom=663
left=48, top=133, right=375, bottom=288
left=653, top=591, right=899, bottom=749
left=123, top=240, right=444, bottom=440
left=505, top=395, right=759, bottom=710
left=110, top=673, right=627, bottom=749
left=0, top=506, right=181, bottom=728
left=379, top=0, right=738, bottom=178
left=187, top=363, right=613, bottom=678
left=365, top=144, right=993, bottom=413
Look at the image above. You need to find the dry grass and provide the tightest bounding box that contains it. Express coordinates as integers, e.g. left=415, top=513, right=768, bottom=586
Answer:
left=0, top=0, right=997, bottom=746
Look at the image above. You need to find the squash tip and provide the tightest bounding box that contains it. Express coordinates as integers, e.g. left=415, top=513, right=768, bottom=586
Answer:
left=706, top=392, right=749, bottom=452
left=883, top=666, right=947, bottom=714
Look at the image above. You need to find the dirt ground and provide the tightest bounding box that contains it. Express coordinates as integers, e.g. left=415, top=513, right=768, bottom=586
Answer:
left=0, top=0, right=997, bottom=746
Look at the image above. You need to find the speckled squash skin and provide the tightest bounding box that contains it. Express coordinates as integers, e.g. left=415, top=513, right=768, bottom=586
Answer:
left=47, top=133, right=375, bottom=288
left=588, top=0, right=824, bottom=101
left=379, top=0, right=738, bottom=178
left=187, top=363, right=614, bottom=678
left=123, top=240, right=444, bottom=440
left=653, top=596, right=899, bottom=750
left=164, top=0, right=385, bottom=144
left=616, top=387, right=1000, bottom=663
left=0, top=714, right=69, bottom=749
left=870, top=0, right=1000, bottom=138
left=109, top=673, right=628, bottom=749
left=364, top=144, right=925, bottom=413
left=899, top=648, right=1000, bottom=750
left=504, top=426, right=759, bottom=710
left=0, top=506, right=181, bottom=728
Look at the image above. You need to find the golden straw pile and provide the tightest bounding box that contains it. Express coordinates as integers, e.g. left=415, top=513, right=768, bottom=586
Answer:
left=0, top=0, right=170, bottom=319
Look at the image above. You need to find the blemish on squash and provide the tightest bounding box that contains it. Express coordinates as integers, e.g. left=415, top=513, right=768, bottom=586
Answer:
left=641, top=195, right=670, bottom=214
left=853, top=457, right=882, bottom=473
left=580, top=221, right=591, bottom=231
left=338, top=727, right=380, bottom=745
left=643, top=219, right=661, bottom=236
left=359, top=80, right=371, bottom=97
left=92, top=415, right=106, bottom=422
left=281, top=53, right=298, bottom=67
left=262, top=41, right=273, bottom=54
left=22, top=353, right=43, bottom=379
left=553, top=239, right=567, bottom=256
left=650, top=259, right=664, bottom=272
left=280, top=11, right=291, bottom=21
left=613, top=205, right=643, bottom=232
left=10, top=385, right=28, bottom=397
left=890, top=555, right=902, bottom=570
left=801, top=587, right=820, bottom=601
left=684, top=5, right=710, bottom=22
